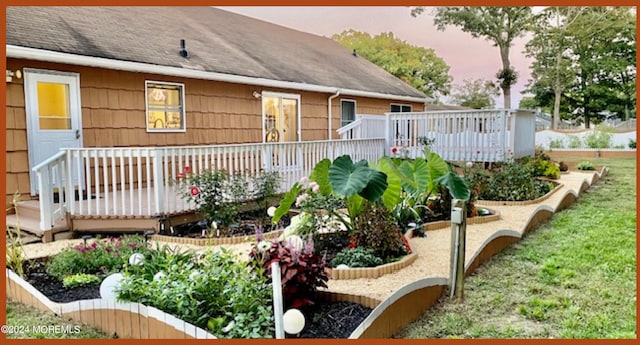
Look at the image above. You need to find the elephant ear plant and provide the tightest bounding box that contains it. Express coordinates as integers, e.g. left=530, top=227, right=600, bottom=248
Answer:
left=271, top=155, right=388, bottom=232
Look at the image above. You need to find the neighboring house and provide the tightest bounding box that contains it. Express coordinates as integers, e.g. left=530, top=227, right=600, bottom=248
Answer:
left=5, top=6, right=429, bottom=209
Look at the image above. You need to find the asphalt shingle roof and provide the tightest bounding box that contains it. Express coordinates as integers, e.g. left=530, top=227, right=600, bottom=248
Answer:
left=6, top=6, right=427, bottom=99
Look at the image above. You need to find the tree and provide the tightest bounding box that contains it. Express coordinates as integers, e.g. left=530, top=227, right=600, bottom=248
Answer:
left=412, top=6, right=533, bottom=109
left=450, top=79, right=500, bottom=109
left=332, top=30, right=453, bottom=100
left=526, top=7, right=636, bottom=127
left=524, top=7, right=582, bottom=129
left=518, top=96, right=538, bottom=110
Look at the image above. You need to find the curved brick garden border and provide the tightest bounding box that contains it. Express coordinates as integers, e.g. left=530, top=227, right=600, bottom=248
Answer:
left=7, top=167, right=608, bottom=339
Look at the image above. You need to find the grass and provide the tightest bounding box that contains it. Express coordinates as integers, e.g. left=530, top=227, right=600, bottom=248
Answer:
left=5, top=299, right=111, bottom=339
left=397, top=157, right=636, bottom=339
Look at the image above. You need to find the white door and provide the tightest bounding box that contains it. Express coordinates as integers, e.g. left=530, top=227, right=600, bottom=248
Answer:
left=24, top=69, right=83, bottom=195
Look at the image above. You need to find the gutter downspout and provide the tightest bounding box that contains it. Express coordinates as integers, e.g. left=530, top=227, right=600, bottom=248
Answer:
left=328, top=89, right=341, bottom=140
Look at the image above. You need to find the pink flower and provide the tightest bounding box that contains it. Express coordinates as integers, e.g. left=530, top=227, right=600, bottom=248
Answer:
left=391, top=146, right=399, bottom=154
left=183, top=166, right=191, bottom=174
left=176, top=172, right=185, bottom=180
left=190, top=187, right=200, bottom=196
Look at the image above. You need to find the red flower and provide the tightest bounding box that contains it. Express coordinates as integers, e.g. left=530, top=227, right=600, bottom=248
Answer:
left=183, top=166, right=191, bottom=173
left=391, top=146, right=399, bottom=154
left=348, top=236, right=357, bottom=249
left=176, top=172, right=185, bottom=180
left=190, top=187, right=200, bottom=196
left=402, top=236, right=412, bottom=254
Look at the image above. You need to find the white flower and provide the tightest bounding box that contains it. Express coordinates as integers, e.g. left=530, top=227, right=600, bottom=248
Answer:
left=299, top=176, right=309, bottom=185
left=285, top=235, right=304, bottom=253
left=257, top=240, right=271, bottom=252
left=466, top=161, right=473, bottom=168
left=295, top=193, right=309, bottom=207
left=153, top=271, right=166, bottom=281
left=222, top=321, right=235, bottom=333
left=211, top=221, right=218, bottom=230
left=128, top=253, right=145, bottom=266
left=309, top=181, right=320, bottom=193
left=267, top=206, right=277, bottom=217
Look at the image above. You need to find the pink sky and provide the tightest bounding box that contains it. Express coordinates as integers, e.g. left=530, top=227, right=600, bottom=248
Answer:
left=219, top=6, right=533, bottom=108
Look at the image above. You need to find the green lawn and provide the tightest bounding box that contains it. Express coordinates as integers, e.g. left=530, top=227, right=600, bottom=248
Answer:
left=397, top=157, right=636, bottom=339
left=5, top=299, right=110, bottom=339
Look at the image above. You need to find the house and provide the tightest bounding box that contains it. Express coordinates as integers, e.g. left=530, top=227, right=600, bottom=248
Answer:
left=5, top=6, right=430, bottom=240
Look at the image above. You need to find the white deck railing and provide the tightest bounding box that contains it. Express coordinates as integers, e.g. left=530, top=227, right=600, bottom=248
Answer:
left=337, top=115, right=386, bottom=140
left=32, top=139, right=385, bottom=230
left=338, top=109, right=536, bottom=163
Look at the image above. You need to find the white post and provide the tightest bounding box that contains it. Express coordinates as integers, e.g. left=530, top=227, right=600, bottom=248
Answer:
left=152, top=149, right=165, bottom=215
left=449, top=199, right=467, bottom=300
left=271, top=261, right=285, bottom=339
left=384, top=113, right=391, bottom=155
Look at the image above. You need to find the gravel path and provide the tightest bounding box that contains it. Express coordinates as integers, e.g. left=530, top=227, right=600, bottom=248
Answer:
left=19, top=170, right=602, bottom=302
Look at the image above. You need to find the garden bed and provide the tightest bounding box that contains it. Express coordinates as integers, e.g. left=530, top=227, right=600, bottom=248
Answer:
left=477, top=180, right=563, bottom=206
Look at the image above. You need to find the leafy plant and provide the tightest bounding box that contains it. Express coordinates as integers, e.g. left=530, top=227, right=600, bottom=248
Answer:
left=549, top=138, right=564, bottom=149
left=118, top=245, right=274, bottom=338
left=351, top=202, right=408, bottom=260
left=46, top=235, right=149, bottom=282
left=576, top=161, right=596, bottom=170
left=331, top=247, right=383, bottom=268
left=567, top=135, right=582, bottom=149
left=6, top=193, right=25, bottom=278
left=468, top=160, right=553, bottom=202
left=583, top=131, right=613, bottom=149
left=249, top=234, right=329, bottom=310
left=628, top=139, right=636, bottom=149
left=62, top=273, right=101, bottom=288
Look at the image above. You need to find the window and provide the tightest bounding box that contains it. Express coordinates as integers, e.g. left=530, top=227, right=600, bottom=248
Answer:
left=390, top=104, right=413, bottom=146
left=390, top=104, right=412, bottom=113
left=340, top=100, right=356, bottom=127
left=146, top=81, right=185, bottom=132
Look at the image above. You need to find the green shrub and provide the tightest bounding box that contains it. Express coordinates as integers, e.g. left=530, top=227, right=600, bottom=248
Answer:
left=331, top=247, right=383, bottom=268
left=628, top=139, right=636, bottom=149
left=549, top=138, right=565, bottom=149
left=351, top=202, right=407, bottom=261
left=576, top=161, right=596, bottom=171
left=542, top=162, right=560, bottom=179
left=62, top=273, right=101, bottom=288
left=583, top=131, right=612, bottom=149
left=118, top=245, right=274, bottom=338
left=46, top=235, right=148, bottom=282
left=567, top=135, right=582, bottom=149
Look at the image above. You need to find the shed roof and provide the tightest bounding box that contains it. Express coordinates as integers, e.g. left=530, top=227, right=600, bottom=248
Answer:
left=6, top=6, right=427, bottom=100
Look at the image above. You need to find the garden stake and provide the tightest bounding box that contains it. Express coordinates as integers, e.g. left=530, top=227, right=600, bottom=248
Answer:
left=271, top=262, right=285, bottom=339
left=449, top=199, right=467, bottom=301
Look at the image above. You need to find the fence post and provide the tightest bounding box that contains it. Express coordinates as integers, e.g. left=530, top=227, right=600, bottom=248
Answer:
left=384, top=113, right=391, bottom=155
left=449, top=199, right=467, bottom=300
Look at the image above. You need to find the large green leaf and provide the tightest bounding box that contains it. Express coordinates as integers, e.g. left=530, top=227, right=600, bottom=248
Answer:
left=272, top=183, right=302, bottom=224
left=373, top=157, right=402, bottom=211
left=329, top=155, right=370, bottom=198
left=426, top=151, right=450, bottom=193
left=309, top=158, right=332, bottom=196
left=436, top=171, right=471, bottom=201
left=358, top=170, right=388, bottom=202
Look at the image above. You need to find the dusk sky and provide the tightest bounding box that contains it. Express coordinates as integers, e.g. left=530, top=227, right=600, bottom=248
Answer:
left=219, top=6, right=534, bottom=108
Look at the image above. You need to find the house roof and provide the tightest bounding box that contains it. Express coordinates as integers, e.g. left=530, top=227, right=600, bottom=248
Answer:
left=6, top=6, right=427, bottom=101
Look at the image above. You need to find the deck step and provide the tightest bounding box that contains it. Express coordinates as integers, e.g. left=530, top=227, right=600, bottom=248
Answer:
left=5, top=213, right=69, bottom=243
left=13, top=200, right=43, bottom=220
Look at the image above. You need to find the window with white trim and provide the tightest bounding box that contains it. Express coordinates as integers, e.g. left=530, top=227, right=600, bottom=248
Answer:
left=340, top=99, right=356, bottom=127
left=145, top=81, right=186, bottom=132
left=391, top=103, right=413, bottom=146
